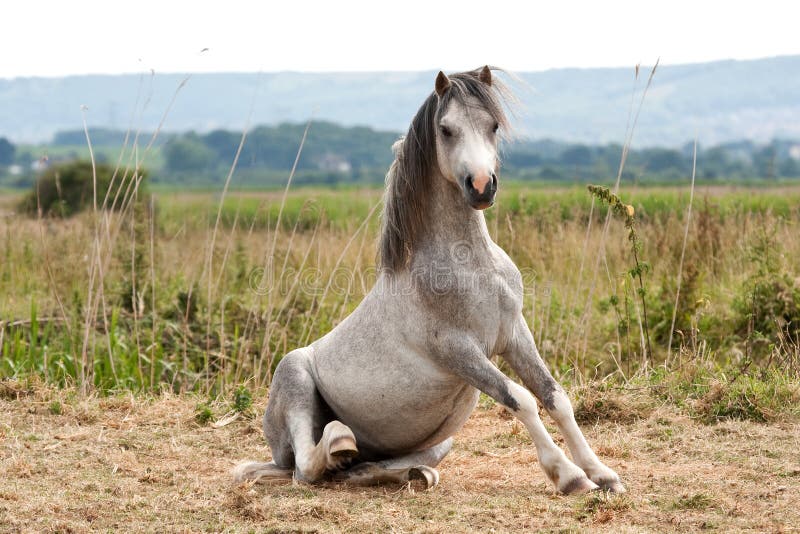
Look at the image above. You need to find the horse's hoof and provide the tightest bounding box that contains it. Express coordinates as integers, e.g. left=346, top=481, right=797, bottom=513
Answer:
left=560, top=476, right=600, bottom=495
left=329, top=436, right=359, bottom=458
left=325, top=421, right=359, bottom=458
left=595, top=478, right=626, bottom=494
left=408, top=465, right=439, bottom=489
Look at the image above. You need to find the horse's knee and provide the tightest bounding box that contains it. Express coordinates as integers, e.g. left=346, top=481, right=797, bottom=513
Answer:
left=504, top=381, right=540, bottom=421
left=545, top=387, right=577, bottom=424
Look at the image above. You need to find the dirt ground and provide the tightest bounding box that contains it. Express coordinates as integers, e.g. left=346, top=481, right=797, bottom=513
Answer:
left=1, top=389, right=799, bottom=533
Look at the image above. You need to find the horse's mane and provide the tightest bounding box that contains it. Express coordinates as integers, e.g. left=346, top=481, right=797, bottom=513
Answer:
left=379, top=67, right=513, bottom=273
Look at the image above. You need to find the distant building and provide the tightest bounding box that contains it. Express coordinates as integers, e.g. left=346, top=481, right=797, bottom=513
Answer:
left=317, top=153, right=352, bottom=173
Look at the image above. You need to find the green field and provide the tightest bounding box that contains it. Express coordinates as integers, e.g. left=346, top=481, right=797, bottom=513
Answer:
left=148, top=182, right=800, bottom=231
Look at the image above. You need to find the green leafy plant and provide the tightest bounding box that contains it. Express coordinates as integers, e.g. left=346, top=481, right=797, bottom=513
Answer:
left=588, top=185, right=652, bottom=359
left=734, top=226, right=800, bottom=354
left=194, top=402, right=214, bottom=425
left=232, top=385, right=253, bottom=413
left=48, top=400, right=63, bottom=415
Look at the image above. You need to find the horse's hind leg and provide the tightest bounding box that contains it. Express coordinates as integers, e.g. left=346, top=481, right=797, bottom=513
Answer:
left=334, top=437, right=453, bottom=489
left=233, top=347, right=359, bottom=484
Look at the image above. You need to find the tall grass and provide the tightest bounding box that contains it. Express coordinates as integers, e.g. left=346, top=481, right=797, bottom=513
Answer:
left=3, top=184, right=799, bottom=394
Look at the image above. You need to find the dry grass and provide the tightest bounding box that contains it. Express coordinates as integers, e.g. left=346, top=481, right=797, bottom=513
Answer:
left=2, top=386, right=799, bottom=533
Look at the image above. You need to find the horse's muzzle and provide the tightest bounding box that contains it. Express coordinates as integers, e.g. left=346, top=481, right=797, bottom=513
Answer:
left=464, top=173, right=498, bottom=210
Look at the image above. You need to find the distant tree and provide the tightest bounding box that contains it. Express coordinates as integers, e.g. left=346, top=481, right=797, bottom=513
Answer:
left=197, top=121, right=396, bottom=174
left=703, top=146, right=750, bottom=178
left=560, top=145, right=592, bottom=166
left=753, top=143, right=778, bottom=179
left=779, top=157, right=800, bottom=178
left=163, top=134, right=216, bottom=173
left=19, top=160, right=146, bottom=217
left=642, top=148, right=686, bottom=173
left=51, top=128, right=168, bottom=147
left=505, top=151, right=542, bottom=168
left=0, top=137, right=14, bottom=165
left=598, top=143, right=624, bottom=170
left=53, top=129, right=123, bottom=146
left=538, top=167, right=565, bottom=181
left=503, top=139, right=544, bottom=168
left=203, top=129, right=241, bottom=161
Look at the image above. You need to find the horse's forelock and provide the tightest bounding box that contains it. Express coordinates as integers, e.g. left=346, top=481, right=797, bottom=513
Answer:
left=379, top=68, right=512, bottom=272
left=441, top=69, right=512, bottom=133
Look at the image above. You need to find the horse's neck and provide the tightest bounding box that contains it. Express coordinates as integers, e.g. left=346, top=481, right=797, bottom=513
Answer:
left=423, top=174, right=494, bottom=256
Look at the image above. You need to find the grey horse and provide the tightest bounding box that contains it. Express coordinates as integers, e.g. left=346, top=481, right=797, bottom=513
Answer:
left=233, top=66, right=624, bottom=494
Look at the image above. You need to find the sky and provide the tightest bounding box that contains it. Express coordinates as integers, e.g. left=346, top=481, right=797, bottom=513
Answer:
left=2, top=0, right=799, bottom=78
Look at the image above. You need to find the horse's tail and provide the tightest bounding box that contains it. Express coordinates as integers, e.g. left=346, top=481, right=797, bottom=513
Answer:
left=231, top=461, right=293, bottom=483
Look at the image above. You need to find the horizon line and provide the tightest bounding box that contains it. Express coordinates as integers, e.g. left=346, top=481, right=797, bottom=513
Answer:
left=2, top=53, right=798, bottom=82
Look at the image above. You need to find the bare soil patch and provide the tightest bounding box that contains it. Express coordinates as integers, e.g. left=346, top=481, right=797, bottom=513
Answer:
left=1, top=389, right=799, bottom=533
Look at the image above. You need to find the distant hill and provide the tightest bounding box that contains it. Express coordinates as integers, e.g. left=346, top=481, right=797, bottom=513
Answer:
left=1, top=56, right=799, bottom=146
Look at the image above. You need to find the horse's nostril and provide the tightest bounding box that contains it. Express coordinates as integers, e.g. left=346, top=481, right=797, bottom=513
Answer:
left=465, top=175, right=475, bottom=191
left=491, top=173, right=498, bottom=188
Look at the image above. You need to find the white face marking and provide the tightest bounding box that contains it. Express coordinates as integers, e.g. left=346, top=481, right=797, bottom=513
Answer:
left=435, top=97, right=499, bottom=197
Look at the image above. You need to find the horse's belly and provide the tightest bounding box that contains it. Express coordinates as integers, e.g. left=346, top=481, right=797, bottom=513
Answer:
left=345, top=383, right=479, bottom=456
left=313, top=347, right=479, bottom=455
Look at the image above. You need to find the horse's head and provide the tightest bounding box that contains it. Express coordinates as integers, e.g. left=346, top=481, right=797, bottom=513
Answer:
left=433, top=66, right=505, bottom=210
left=380, top=67, right=511, bottom=271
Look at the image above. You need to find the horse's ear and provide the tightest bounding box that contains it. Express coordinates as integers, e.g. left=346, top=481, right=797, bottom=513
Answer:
left=479, top=65, right=492, bottom=86
left=435, top=71, right=451, bottom=97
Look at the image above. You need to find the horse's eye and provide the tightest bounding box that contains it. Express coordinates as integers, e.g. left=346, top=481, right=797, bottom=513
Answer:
left=440, top=126, right=453, bottom=138
left=492, top=123, right=499, bottom=134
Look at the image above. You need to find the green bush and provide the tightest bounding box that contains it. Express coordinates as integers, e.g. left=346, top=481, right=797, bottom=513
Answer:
left=19, top=160, right=146, bottom=217
left=734, top=227, right=800, bottom=349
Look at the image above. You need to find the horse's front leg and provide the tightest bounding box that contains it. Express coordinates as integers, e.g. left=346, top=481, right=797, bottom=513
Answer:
left=432, top=333, right=598, bottom=494
left=501, top=315, right=625, bottom=493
